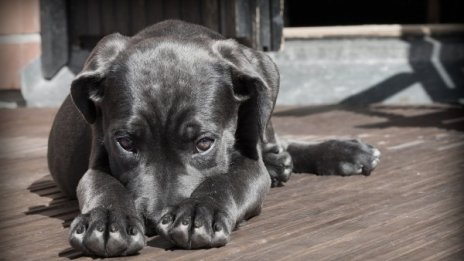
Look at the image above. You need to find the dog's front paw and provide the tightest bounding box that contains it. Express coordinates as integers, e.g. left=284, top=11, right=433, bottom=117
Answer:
left=318, top=139, right=381, bottom=176
left=263, top=143, right=293, bottom=187
left=157, top=199, right=233, bottom=249
left=69, top=207, right=145, bottom=257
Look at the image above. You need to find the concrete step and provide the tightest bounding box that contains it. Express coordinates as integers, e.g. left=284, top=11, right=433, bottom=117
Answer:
left=270, top=36, right=464, bottom=105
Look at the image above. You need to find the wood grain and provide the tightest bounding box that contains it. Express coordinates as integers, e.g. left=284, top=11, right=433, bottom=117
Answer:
left=0, top=105, right=463, bottom=260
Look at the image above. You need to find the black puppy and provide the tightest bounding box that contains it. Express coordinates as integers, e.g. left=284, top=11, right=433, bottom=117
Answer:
left=48, top=20, right=380, bottom=257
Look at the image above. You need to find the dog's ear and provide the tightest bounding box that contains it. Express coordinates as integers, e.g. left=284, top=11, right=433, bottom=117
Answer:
left=213, top=39, right=279, bottom=144
left=71, top=33, right=129, bottom=124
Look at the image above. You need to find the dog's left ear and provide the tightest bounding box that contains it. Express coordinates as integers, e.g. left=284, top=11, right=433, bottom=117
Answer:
left=213, top=39, right=279, bottom=143
left=71, top=33, right=129, bottom=124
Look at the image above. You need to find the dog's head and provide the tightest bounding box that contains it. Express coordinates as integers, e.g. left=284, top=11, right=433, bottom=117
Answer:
left=70, top=29, right=278, bottom=229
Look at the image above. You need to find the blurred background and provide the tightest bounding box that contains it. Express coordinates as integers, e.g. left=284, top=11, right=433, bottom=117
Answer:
left=0, top=0, right=463, bottom=107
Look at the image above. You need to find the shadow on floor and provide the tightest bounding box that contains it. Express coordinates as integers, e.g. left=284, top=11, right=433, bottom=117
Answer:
left=25, top=175, right=83, bottom=259
left=350, top=106, right=464, bottom=132
left=273, top=105, right=464, bottom=133
left=274, top=36, right=464, bottom=129
left=25, top=175, right=78, bottom=228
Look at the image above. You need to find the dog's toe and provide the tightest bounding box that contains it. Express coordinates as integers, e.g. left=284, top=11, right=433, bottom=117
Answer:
left=371, top=157, right=380, bottom=168
left=125, top=226, right=145, bottom=254
left=190, top=225, right=211, bottom=248
left=339, top=162, right=363, bottom=176
left=170, top=219, right=191, bottom=248
left=84, top=223, right=106, bottom=255
left=106, top=228, right=127, bottom=255
left=69, top=217, right=88, bottom=253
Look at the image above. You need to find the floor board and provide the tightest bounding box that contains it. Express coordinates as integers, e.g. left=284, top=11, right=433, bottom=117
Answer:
left=0, top=105, right=463, bottom=260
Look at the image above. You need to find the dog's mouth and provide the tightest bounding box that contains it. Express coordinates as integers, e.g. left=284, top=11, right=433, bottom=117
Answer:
left=143, top=216, right=159, bottom=236
left=135, top=197, right=160, bottom=236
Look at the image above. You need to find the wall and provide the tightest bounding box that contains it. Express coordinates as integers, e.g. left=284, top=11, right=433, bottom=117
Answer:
left=0, top=0, right=41, bottom=90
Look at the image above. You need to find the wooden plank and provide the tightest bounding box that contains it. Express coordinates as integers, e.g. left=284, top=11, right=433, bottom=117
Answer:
left=114, top=0, right=130, bottom=35
left=131, top=0, right=146, bottom=34
left=180, top=0, right=201, bottom=24
left=39, top=0, right=69, bottom=79
left=86, top=0, right=101, bottom=36
left=259, top=0, right=272, bottom=51
left=234, top=0, right=252, bottom=47
left=249, top=0, right=260, bottom=50
left=68, top=0, right=88, bottom=46
left=201, top=0, right=219, bottom=32
left=145, top=0, right=164, bottom=26
left=218, top=0, right=233, bottom=37
left=270, top=0, right=283, bottom=51
left=283, top=24, right=464, bottom=39
left=164, top=0, right=180, bottom=20
left=101, top=0, right=116, bottom=35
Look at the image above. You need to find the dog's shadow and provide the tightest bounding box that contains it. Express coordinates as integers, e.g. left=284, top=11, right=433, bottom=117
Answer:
left=25, top=175, right=78, bottom=227
left=26, top=175, right=174, bottom=259
left=25, top=175, right=84, bottom=259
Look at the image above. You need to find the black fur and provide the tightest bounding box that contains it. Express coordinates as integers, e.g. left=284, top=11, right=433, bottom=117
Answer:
left=48, top=20, right=380, bottom=257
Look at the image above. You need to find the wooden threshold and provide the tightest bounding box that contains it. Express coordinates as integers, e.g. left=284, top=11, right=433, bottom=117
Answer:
left=283, top=24, right=464, bottom=39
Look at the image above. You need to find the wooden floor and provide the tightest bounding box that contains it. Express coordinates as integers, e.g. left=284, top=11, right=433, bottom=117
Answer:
left=0, top=105, right=463, bottom=261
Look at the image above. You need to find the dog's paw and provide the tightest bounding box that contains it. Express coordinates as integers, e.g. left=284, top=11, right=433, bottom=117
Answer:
left=317, top=139, right=381, bottom=176
left=263, top=143, right=293, bottom=187
left=69, top=207, right=145, bottom=257
left=157, top=199, right=233, bottom=249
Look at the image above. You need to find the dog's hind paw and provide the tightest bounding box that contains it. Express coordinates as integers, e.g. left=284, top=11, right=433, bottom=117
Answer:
left=69, top=207, right=145, bottom=257
left=263, top=143, right=293, bottom=187
left=316, top=139, right=381, bottom=176
left=157, top=199, right=233, bottom=249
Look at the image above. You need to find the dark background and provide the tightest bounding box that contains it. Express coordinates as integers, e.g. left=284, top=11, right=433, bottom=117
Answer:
left=285, top=0, right=464, bottom=26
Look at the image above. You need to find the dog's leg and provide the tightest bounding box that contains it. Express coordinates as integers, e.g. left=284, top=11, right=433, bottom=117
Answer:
left=48, top=96, right=92, bottom=198
left=69, top=169, right=145, bottom=257
left=262, top=121, right=380, bottom=182
left=261, top=121, right=293, bottom=187
left=157, top=153, right=270, bottom=249
left=285, top=139, right=381, bottom=176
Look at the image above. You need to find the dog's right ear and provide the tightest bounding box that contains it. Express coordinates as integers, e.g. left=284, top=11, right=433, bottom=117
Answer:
left=70, top=33, right=129, bottom=124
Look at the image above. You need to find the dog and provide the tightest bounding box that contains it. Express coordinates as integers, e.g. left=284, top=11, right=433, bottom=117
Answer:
left=47, top=20, right=380, bottom=257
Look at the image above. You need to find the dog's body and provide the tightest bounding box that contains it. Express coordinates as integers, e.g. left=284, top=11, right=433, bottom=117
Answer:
left=48, top=20, right=380, bottom=257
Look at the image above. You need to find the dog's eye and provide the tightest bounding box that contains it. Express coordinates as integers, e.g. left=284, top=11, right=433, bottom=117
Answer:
left=196, top=137, right=214, bottom=153
left=116, top=137, right=135, bottom=152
